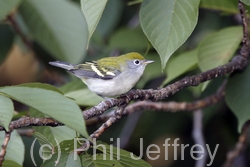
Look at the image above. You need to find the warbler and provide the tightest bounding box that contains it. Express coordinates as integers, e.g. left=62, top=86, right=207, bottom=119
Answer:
left=49, top=52, right=154, bottom=98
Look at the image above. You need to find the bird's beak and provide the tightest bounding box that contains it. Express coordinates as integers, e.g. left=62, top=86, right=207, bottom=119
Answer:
left=144, top=60, right=154, bottom=64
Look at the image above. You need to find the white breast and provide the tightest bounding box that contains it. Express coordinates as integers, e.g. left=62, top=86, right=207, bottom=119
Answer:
left=82, top=68, right=144, bottom=97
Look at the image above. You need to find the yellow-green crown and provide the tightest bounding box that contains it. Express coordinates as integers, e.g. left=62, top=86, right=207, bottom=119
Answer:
left=95, top=52, right=145, bottom=71
left=121, top=52, right=145, bottom=60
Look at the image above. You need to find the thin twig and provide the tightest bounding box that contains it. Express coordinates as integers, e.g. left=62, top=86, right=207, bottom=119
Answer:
left=77, top=106, right=126, bottom=154
left=90, top=106, right=126, bottom=139
left=7, top=15, right=33, bottom=49
left=222, top=120, right=250, bottom=167
left=238, top=1, right=249, bottom=57
left=86, top=110, right=114, bottom=126
left=0, top=117, right=63, bottom=131
left=0, top=131, right=11, bottom=166
left=193, top=109, right=207, bottom=167
left=123, top=84, right=225, bottom=115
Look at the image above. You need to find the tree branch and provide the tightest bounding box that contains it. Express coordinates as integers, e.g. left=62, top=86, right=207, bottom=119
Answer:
left=90, top=106, right=126, bottom=139
left=222, top=120, right=250, bottom=167
left=124, top=85, right=224, bottom=115
left=85, top=83, right=225, bottom=126
left=0, top=83, right=224, bottom=132
left=0, top=117, right=62, bottom=131
left=0, top=131, right=11, bottom=166
left=238, top=1, right=249, bottom=58
left=83, top=54, right=247, bottom=120
left=77, top=106, right=127, bottom=154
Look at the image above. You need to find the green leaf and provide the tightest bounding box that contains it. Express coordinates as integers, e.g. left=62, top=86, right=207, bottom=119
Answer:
left=162, top=49, right=198, bottom=86
left=240, top=0, right=250, bottom=6
left=2, top=160, right=22, bottom=167
left=201, top=0, right=250, bottom=14
left=65, top=153, right=81, bottom=167
left=109, top=28, right=148, bottom=51
left=95, top=0, right=123, bottom=38
left=19, top=0, right=88, bottom=63
left=55, top=139, right=80, bottom=153
left=40, top=153, right=67, bottom=167
left=50, top=126, right=77, bottom=143
left=140, top=0, right=200, bottom=69
left=41, top=152, right=81, bottom=167
left=0, top=0, right=22, bottom=21
left=0, top=95, right=14, bottom=131
left=12, top=110, right=28, bottom=120
left=20, top=82, right=63, bottom=94
left=200, top=0, right=236, bottom=12
left=0, top=131, right=24, bottom=166
left=81, top=154, right=123, bottom=167
left=225, top=65, right=250, bottom=132
left=60, top=80, right=102, bottom=106
left=96, top=141, right=152, bottom=167
left=32, top=132, right=54, bottom=158
left=0, top=24, right=14, bottom=63
left=81, top=154, right=93, bottom=167
left=0, top=84, right=88, bottom=137
left=33, top=132, right=53, bottom=146
left=32, top=124, right=76, bottom=147
left=198, top=26, right=242, bottom=71
left=201, top=80, right=210, bottom=92
left=65, top=89, right=103, bottom=106
left=33, top=132, right=80, bottom=164
left=80, top=0, right=108, bottom=41
left=60, top=79, right=86, bottom=94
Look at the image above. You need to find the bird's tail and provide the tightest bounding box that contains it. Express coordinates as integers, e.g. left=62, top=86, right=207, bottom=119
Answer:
left=49, top=61, right=76, bottom=70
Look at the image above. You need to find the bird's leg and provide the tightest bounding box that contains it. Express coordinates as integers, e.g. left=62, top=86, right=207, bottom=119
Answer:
left=103, top=97, right=115, bottom=106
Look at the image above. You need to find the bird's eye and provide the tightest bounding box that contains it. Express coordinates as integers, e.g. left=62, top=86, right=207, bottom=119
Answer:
left=134, top=59, right=140, bottom=65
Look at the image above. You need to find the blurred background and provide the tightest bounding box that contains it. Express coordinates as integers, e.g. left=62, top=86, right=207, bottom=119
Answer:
left=0, top=0, right=248, bottom=166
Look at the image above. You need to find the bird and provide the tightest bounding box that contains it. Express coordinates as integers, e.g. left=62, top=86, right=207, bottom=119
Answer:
left=49, top=52, right=154, bottom=98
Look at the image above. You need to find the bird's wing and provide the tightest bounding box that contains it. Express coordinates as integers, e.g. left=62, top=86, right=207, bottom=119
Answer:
left=69, top=61, right=121, bottom=80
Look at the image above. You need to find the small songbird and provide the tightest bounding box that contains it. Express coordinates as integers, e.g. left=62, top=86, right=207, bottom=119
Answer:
left=49, top=52, right=154, bottom=98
